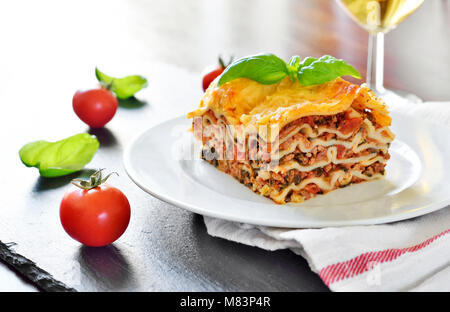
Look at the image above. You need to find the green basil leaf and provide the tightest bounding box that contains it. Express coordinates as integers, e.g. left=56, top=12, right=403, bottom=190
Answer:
left=95, top=67, right=114, bottom=85
left=297, top=56, right=318, bottom=71
left=95, top=67, right=148, bottom=100
left=19, top=133, right=99, bottom=177
left=287, top=55, right=301, bottom=82
left=297, top=55, right=362, bottom=86
left=218, top=53, right=288, bottom=86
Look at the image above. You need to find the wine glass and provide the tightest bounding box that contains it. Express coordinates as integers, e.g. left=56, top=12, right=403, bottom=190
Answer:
left=336, top=0, right=425, bottom=101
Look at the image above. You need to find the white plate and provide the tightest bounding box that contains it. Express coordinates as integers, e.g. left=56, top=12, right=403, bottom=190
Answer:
left=123, top=112, right=450, bottom=228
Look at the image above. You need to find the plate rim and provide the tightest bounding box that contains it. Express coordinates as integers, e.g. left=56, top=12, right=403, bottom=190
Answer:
left=123, top=114, right=450, bottom=228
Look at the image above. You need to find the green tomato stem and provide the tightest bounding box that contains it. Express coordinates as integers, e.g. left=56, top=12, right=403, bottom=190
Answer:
left=71, top=169, right=118, bottom=190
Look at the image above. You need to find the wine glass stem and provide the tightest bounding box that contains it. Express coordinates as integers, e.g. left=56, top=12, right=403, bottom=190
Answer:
left=367, top=32, right=385, bottom=94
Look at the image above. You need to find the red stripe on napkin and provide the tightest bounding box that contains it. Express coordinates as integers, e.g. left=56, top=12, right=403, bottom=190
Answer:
left=318, top=228, right=450, bottom=286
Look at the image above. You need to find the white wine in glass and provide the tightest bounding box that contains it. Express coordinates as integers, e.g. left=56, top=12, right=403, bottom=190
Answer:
left=336, top=0, right=424, bottom=98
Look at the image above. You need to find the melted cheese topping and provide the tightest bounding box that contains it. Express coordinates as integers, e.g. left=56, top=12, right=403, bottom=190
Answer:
left=187, top=77, right=392, bottom=129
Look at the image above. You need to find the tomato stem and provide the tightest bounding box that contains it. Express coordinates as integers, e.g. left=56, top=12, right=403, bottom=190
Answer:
left=104, top=79, right=115, bottom=91
left=72, top=169, right=118, bottom=190
left=218, top=55, right=234, bottom=69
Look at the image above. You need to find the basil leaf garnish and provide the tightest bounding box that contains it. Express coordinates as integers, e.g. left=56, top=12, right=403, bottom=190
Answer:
left=218, top=53, right=288, bottom=86
left=19, top=133, right=99, bottom=177
left=297, top=55, right=362, bottom=86
left=216, top=53, right=361, bottom=87
left=287, top=55, right=301, bottom=82
left=95, top=68, right=148, bottom=100
left=297, top=56, right=318, bottom=71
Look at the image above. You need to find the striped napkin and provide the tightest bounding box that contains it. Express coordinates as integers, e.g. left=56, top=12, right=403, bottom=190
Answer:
left=203, top=93, right=450, bottom=291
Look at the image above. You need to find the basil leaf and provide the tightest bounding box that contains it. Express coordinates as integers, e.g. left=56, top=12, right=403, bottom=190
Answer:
left=297, top=55, right=362, bottom=86
left=287, top=55, right=301, bottom=82
left=215, top=53, right=361, bottom=87
left=218, top=53, right=288, bottom=86
left=298, top=56, right=318, bottom=71
left=95, top=67, right=114, bottom=85
left=95, top=68, right=148, bottom=100
left=19, top=133, right=99, bottom=177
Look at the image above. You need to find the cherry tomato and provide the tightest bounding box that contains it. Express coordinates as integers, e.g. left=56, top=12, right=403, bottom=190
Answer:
left=72, top=88, right=118, bottom=128
left=60, top=171, right=130, bottom=247
left=202, top=56, right=233, bottom=92
left=202, top=67, right=225, bottom=92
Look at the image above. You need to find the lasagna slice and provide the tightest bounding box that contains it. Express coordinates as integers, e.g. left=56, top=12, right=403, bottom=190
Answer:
left=187, top=77, right=394, bottom=204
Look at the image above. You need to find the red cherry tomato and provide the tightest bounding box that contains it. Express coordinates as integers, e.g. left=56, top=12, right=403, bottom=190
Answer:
left=202, top=67, right=225, bottom=92
left=60, top=183, right=130, bottom=247
left=72, top=88, right=118, bottom=128
left=202, top=56, right=233, bottom=91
